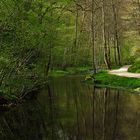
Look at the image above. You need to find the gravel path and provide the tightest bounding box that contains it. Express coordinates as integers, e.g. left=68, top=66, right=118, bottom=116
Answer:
left=109, top=65, right=140, bottom=78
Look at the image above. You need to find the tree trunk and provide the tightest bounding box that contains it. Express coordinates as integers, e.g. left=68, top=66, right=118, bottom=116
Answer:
left=102, top=0, right=111, bottom=70
left=91, top=0, right=96, bottom=73
left=112, top=0, right=121, bottom=66
left=113, top=36, right=118, bottom=65
left=74, top=5, right=79, bottom=65
left=137, top=0, right=140, bottom=35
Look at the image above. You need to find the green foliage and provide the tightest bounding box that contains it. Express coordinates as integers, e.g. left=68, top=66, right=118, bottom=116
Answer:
left=85, top=74, right=95, bottom=81
left=1, top=0, right=140, bottom=100
left=128, top=60, right=140, bottom=73
left=49, top=67, right=91, bottom=77
left=66, top=67, right=91, bottom=75
left=121, top=39, right=134, bottom=64
left=0, top=0, right=68, bottom=99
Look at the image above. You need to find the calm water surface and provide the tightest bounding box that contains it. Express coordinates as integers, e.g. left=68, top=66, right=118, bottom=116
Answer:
left=0, top=76, right=140, bottom=140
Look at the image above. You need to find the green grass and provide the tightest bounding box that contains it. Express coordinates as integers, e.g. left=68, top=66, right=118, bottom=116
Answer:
left=92, top=71, right=140, bottom=90
left=49, top=67, right=91, bottom=77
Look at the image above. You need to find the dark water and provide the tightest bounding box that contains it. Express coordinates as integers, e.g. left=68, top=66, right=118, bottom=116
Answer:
left=0, top=76, right=140, bottom=140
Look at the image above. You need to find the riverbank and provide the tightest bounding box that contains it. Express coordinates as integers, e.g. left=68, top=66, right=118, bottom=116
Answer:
left=85, top=66, right=140, bottom=92
left=1, top=66, right=140, bottom=108
left=0, top=67, right=91, bottom=107
left=48, top=67, right=91, bottom=77
left=49, top=66, right=140, bottom=92
left=92, top=71, right=140, bottom=91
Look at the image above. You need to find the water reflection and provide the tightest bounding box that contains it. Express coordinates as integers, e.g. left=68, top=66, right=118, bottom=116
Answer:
left=0, top=101, right=47, bottom=140
left=0, top=76, right=140, bottom=140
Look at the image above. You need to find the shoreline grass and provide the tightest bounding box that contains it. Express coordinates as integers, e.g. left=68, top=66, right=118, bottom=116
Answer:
left=48, top=67, right=91, bottom=77
left=91, top=71, right=140, bottom=91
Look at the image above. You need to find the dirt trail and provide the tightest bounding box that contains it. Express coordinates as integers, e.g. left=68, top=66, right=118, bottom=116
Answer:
left=109, top=65, right=140, bottom=78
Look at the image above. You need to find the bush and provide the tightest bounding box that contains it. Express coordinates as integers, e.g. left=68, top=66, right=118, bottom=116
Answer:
left=128, top=60, right=140, bottom=73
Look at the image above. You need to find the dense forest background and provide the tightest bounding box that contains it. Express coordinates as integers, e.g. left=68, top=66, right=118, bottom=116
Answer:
left=0, top=0, right=140, bottom=98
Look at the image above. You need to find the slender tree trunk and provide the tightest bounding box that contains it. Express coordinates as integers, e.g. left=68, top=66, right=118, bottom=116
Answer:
left=102, top=0, right=111, bottom=69
left=112, top=0, right=121, bottom=66
left=107, top=31, right=111, bottom=67
left=74, top=5, right=79, bottom=65
left=91, top=0, right=96, bottom=73
left=137, top=0, right=140, bottom=35
left=113, top=36, right=118, bottom=65
left=45, top=42, right=52, bottom=79
left=80, top=10, right=86, bottom=33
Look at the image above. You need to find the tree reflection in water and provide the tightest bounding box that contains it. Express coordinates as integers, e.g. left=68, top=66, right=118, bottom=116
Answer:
left=0, top=77, right=140, bottom=140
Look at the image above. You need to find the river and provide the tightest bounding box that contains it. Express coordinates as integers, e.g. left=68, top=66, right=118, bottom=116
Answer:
left=0, top=76, right=140, bottom=140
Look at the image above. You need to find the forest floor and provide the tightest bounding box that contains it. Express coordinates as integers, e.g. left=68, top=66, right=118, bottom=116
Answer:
left=109, top=65, right=140, bottom=78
